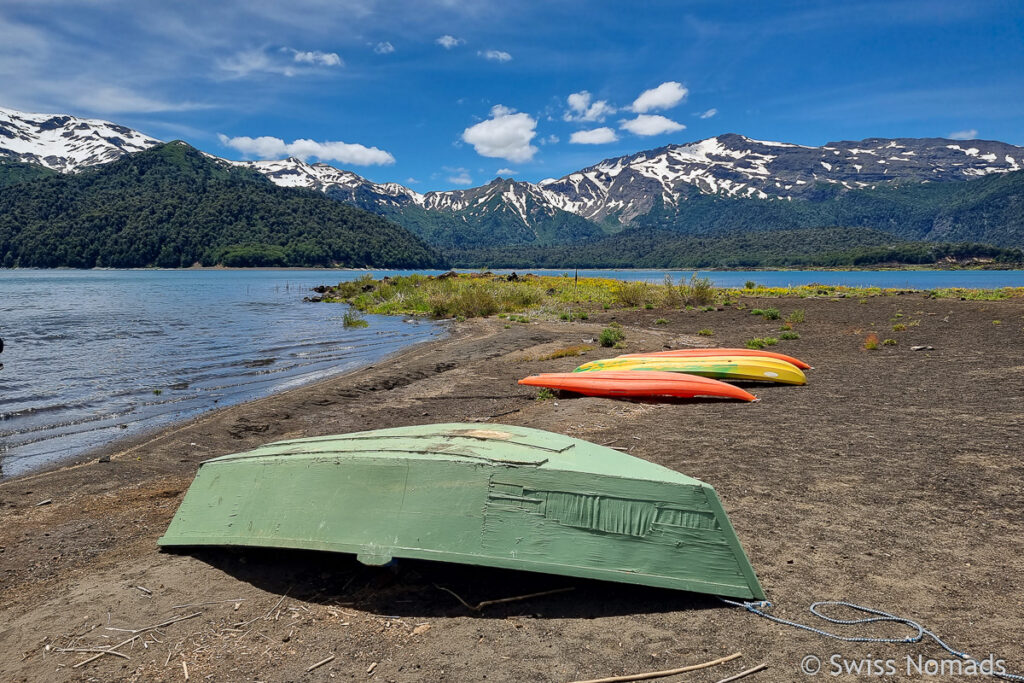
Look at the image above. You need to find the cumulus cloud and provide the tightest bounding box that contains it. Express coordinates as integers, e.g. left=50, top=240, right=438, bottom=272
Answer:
left=948, top=128, right=978, bottom=140
left=631, top=81, right=688, bottom=113
left=570, top=127, right=618, bottom=145
left=461, top=105, right=538, bottom=163
left=291, top=50, right=343, bottom=66
left=373, top=41, right=394, bottom=55
left=436, top=35, right=464, bottom=49
left=563, top=90, right=616, bottom=122
left=496, top=168, right=517, bottom=176
left=218, top=133, right=395, bottom=166
left=619, top=114, right=685, bottom=136
left=480, top=49, right=512, bottom=62
left=699, top=108, right=718, bottom=119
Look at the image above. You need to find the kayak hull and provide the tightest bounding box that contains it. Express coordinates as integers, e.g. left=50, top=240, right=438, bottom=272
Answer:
left=159, top=424, right=764, bottom=600
left=519, top=370, right=757, bottom=402
left=621, top=348, right=811, bottom=370
left=574, top=356, right=807, bottom=385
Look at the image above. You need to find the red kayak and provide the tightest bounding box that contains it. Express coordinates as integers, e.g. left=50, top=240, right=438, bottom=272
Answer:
left=518, top=370, right=757, bottom=402
left=620, top=348, right=811, bottom=370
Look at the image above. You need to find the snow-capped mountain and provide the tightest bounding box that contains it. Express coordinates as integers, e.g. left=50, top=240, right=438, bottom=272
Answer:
left=3, top=105, right=1023, bottom=237
left=0, top=106, right=160, bottom=172
left=535, top=133, right=1024, bottom=224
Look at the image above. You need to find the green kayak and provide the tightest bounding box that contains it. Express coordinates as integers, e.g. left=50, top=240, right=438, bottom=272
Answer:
left=159, top=423, right=764, bottom=600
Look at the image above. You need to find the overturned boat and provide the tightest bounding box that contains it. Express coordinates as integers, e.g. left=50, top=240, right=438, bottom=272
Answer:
left=159, top=423, right=764, bottom=600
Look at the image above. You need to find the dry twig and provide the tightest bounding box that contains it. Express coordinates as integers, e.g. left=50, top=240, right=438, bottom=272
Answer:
left=435, top=585, right=574, bottom=611
left=306, top=655, right=336, bottom=672
left=715, top=663, right=767, bottom=683
left=569, top=652, right=742, bottom=683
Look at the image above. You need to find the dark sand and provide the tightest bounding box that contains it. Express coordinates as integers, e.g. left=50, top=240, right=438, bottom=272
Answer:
left=1, top=295, right=1023, bottom=682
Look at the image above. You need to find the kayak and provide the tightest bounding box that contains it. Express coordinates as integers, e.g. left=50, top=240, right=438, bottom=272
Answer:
left=159, top=423, right=765, bottom=600
left=621, top=347, right=811, bottom=370
left=519, top=370, right=758, bottom=401
left=574, top=356, right=806, bottom=385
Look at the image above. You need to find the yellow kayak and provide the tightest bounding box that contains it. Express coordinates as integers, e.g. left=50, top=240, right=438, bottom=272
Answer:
left=574, top=355, right=806, bottom=385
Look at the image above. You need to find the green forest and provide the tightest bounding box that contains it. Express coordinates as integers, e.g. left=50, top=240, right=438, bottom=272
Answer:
left=0, top=143, right=443, bottom=269
left=447, top=227, right=1023, bottom=269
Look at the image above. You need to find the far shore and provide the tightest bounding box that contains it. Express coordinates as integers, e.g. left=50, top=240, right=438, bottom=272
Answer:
left=2, top=291, right=1022, bottom=682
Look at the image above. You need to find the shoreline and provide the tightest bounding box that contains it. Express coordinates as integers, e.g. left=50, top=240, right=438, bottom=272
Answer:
left=2, top=296, right=1023, bottom=681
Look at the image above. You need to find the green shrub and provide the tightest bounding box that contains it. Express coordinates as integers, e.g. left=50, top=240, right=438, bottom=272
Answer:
left=883, top=338, right=897, bottom=345
left=343, top=310, right=369, bottom=328
left=599, top=326, right=625, bottom=347
left=864, top=333, right=879, bottom=350
left=678, top=273, right=716, bottom=307
left=786, top=309, right=805, bottom=323
left=892, top=323, right=907, bottom=331
left=780, top=331, right=800, bottom=340
left=654, top=318, right=669, bottom=325
left=615, top=281, right=652, bottom=308
left=745, top=280, right=757, bottom=289
left=745, top=338, right=765, bottom=349
left=698, top=328, right=714, bottom=336
left=536, top=388, right=556, bottom=401
left=763, top=337, right=779, bottom=346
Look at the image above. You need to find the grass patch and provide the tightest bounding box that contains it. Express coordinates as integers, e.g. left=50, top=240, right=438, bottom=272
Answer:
left=535, top=388, right=556, bottom=401
left=750, top=307, right=781, bottom=320
left=786, top=309, right=805, bottom=323
left=883, top=338, right=897, bottom=345
left=654, top=318, right=669, bottom=325
left=697, top=328, right=714, bottom=336
left=599, top=325, right=625, bottom=348
left=537, top=345, right=593, bottom=361
left=745, top=337, right=778, bottom=349
left=779, top=331, right=800, bottom=340
left=892, top=323, right=907, bottom=331
left=864, top=333, right=880, bottom=350
left=315, top=272, right=1024, bottom=321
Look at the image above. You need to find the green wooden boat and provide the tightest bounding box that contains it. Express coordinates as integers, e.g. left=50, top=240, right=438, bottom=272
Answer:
left=159, top=423, right=764, bottom=600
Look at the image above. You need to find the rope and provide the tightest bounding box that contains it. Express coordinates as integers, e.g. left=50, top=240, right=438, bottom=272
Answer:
left=720, top=598, right=1024, bottom=681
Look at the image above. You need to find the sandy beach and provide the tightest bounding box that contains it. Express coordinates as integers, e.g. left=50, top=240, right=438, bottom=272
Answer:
left=2, top=294, right=1023, bottom=682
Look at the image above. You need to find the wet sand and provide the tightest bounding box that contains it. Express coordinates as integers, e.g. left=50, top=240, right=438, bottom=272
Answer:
left=1, top=295, right=1022, bottom=682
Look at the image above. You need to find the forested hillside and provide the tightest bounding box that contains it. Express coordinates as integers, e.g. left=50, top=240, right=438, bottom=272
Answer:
left=448, top=227, right=1023, bottom=269
left=0, top=142, right=442, bottom=268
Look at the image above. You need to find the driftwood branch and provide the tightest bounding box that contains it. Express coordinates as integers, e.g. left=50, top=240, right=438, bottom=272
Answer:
left=715, top=663, right=767, bottom=683
left=569, top=652, right=743, bottom=683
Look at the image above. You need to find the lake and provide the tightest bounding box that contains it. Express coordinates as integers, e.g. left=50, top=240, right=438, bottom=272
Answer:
left=1, top=267, right=1022, bottom=477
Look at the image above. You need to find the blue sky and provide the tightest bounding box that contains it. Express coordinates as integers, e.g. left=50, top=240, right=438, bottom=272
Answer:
left=2, top=0, right=1022, bottom=190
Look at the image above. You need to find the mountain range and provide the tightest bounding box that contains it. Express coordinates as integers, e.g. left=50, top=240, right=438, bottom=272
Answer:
left=2, top=105, right=1024, bottom=267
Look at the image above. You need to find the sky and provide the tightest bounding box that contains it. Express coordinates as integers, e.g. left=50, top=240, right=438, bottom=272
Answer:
left=2, top=0, right=1022, bottom=191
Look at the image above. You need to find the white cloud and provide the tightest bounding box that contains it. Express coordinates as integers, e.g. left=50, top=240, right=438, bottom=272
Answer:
left=563, top=90, right=616, bottom=122
left=436, top=35, right=464, bottom=49
left=539, top=134, right=559, bottom=145
left=948, top=128, right=978, bottom=140
left=480, top=49, right=512, bottom=62
left=373, top=41, right=394, bottom=55
left=218, top=133, right=395, bottom=166
left=461, top=105, right=538, bottom=163
left=631, top=81, right=688, bottom=113
left=218, top=47, right=342, bottom=78
left=292, top=50, right=343, bottom=66
left=570, top=127, right=618, bottom=145
left=619, top=114, right=685, bottom=136
left=496, top=167, right=517, bottom=175
left=71, top=85, right=211, bottom=114
left=405, top=177, right=420, bottom=184
left=699, top=108, right=718, bottom=119
left=449, top=172, right=473, bottom=185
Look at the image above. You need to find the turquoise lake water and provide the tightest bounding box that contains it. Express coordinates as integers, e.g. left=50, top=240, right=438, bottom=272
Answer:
left=1, top=267, right=1022, bottom=477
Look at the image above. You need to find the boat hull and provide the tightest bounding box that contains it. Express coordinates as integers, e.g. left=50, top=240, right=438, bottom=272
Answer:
left=574, top=356, right=807, bottom=385
left=519, top=370, right=757, bottom=402
left=621, top=348, right=811, bottom=370
left=159, top=424, right=764, bottom=600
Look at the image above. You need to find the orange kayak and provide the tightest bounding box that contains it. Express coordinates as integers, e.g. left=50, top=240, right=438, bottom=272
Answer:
left=620, top=348, right=811, bottom=370
left=518, top=370, right=757, bottom=402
